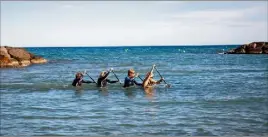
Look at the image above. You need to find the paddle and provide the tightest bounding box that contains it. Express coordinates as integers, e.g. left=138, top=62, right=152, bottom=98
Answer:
left=138, top=75, right=144, bottom=81
left=111, top=69, right=122, bottom=84
left=83, top=70, right=97, bottom=84
left=134, top=72, right=144, bottom=81
left=154, top=66, right=171, bottom=88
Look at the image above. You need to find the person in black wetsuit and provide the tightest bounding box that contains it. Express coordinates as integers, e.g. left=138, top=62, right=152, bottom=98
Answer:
left=97, top=68, right=119, bottom=87
left=72, top=72, right=94, bottom=87
left=123, top=68, right=142, bottom=88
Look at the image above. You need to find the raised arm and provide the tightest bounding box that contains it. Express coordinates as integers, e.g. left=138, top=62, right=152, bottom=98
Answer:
left=142, top=65, right=155, bottom=88
left=99, top=71, right=110, bottom=81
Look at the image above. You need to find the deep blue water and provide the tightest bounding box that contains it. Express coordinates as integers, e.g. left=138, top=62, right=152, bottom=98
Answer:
left=1, top=45, right=268, bottom=136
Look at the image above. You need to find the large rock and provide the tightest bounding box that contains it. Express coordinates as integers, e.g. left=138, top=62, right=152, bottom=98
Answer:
left=0, top=47, right=11, bottom=58
left=7, top=58, right=20, bottom=67
left=0, top=56, right=20, bottom=68
left=234, top=44, right=246, bottom=54
left=19, top=60, right=31, bottom=67
left=8, top=48, right=31, bottom=60
left=245, top=43, right=263, bottom=54
left=0, top=46, right=47, bottom=68
left=262, top=44, right=268, bottom=53
left=225, top=42, right=268, bottom=54
left=0, top=55, right=10, bottom=63
left=31, top=57, right=47, bottom=64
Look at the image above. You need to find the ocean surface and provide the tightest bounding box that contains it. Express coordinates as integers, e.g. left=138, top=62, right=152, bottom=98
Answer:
left=0, top=45, right=267, bottom=136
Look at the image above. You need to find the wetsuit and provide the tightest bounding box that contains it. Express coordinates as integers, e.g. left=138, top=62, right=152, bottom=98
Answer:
left=97, top=71, right=118, bottom=87
left=72, top=78, right=93, bottom=87
left=123, top=77, right=142, bottom=88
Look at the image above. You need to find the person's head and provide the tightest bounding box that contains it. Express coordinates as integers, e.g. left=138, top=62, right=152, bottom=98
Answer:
left=76, top=72, right=83, bottom=79
left=99, top=71, right=107, bottom=78
left=128, top=69, right=136, bottom=78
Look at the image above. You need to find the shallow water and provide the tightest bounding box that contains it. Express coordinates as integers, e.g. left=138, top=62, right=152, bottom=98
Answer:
left=1, top=46, right=268, bottom=136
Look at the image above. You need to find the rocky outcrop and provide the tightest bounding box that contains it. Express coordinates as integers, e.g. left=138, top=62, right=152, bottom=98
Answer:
left=8, top=48, right=31, bottom=60
left=31, top=56, right=47, bottom=64
left=0, top=46, right=47, bottom=68
left=226, top=42, right=268, bottom=54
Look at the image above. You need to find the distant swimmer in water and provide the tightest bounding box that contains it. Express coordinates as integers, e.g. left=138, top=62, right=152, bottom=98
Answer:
left=97, top=68, right=119, bottom=87
left=123, top=68, right=142, bottom=88
left=142, top=65, right=164, bottom=88
left=72, top=72, right=94, bottom=87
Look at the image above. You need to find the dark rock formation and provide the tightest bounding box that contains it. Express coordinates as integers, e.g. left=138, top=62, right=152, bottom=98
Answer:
left=0, top=46, right=47, bottom=68
left=226, top=42, right=268, bottom=54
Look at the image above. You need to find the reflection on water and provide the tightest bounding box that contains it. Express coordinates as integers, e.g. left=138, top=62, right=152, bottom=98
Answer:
left=98, top=88, right=109, bottom=96
left=123, top=90, right=136, bottom=99
left=144, top=87, right=156, bottom=100
left=74, top=90, right=84, bottom=97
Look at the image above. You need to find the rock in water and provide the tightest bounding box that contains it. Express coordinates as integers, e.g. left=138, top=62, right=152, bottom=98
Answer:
left=234, top=44, right=246, bottom=54
left=262, top=44, right=268, bottom=54
left=8, top=48, right=31, bottom=60
left=225, top=42, right=268, bottom=54
left=0, top=46, right=47, bottom=68
left=19, top=60, right=31, bottom=67
left=0, top=46, right=11, bottom=58
left=31, top=57, right=47, bottom=64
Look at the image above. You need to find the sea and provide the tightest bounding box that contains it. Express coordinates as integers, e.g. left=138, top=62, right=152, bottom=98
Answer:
left=0, top=45, right=267, bottom=136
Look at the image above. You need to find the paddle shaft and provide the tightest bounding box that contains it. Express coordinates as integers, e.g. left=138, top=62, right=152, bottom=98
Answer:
left=111, top=70, right=121, bottom=84
left=138, top=75, right=144, bottom=81
left=154, top=67, right=168, bottom=85
left=85, top=73, right=97, bottom=83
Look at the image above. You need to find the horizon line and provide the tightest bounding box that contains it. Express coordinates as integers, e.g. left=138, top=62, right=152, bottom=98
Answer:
left=1, top=44, right=244, bottom=48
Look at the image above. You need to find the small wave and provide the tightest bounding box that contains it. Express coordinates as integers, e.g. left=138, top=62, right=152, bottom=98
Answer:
left=192, top=128, right=215, bottom=136
left=21, top=115, right=80, bottom=120
left=1, top=82, right=172, bottom=92
left=116, top=123, right=138, bottom=127
left=203, top=96, right=267, bottom=104
left=1, top=83, right=73, bottom=91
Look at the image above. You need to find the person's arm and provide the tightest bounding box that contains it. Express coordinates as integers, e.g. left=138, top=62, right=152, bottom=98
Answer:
left=99, top=71, right=110, bottom=81
left=142, top=73, right=152, bottom=88
left=156, top=78, right=164, bottom=84
left=133, top=79, right=142, bottom=86
left=76, top=78, right=83, bottom=86
left=106, top=79, right=118, bottom=83
left=142, top=65, right=155, bottom=88
left=82, top=79, right=94, bottom=83
left=150, top=78, right=163, bottom=84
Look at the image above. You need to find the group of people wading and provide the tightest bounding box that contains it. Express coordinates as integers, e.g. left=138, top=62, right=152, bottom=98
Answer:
left=72, top=65, right=167, bottom=89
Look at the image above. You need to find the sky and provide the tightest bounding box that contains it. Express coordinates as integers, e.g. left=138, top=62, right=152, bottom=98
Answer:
left=1, top=1, right=267, bottom=47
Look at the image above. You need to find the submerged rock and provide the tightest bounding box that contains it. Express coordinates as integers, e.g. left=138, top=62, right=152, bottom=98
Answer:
left=0, top=46, right=47, bottom=68
left=226, top=42, right=268, bottom=54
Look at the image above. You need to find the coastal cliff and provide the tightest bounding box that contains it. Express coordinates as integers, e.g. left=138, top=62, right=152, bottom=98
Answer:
left=0, top=46, right=47, bottom=68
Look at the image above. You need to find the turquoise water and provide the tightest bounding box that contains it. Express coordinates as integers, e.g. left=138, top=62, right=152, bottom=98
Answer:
left=1, top=46, right=267, bottom=136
